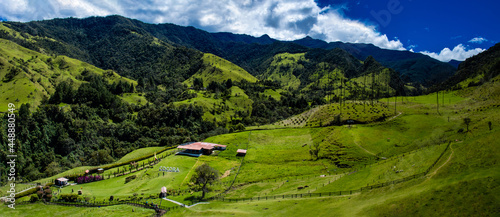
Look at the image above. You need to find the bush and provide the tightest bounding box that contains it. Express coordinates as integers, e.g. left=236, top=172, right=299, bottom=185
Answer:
left=76, top=175, right=103, bottom=184
left=44, top=189, right=52, bottom=194
left=60, top=194, right=78, bottom=202
left=30, top=194, right=39, bottom=203
left=109, top=195, right=114, bottom=201
left=125, top=175, right=136, bottom=183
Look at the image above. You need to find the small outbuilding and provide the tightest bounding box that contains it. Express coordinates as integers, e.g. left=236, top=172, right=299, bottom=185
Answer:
left=236, top=149, right=247, bottom=156
left=97, top=168, right=104, bottom=174
left=55, top=177, right=69, bottom=186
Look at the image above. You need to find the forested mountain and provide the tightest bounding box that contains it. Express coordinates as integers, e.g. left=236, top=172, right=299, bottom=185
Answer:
left=291, top=36, right=457, bottom=86
left=0, top=15, right=455, bottom=88
left=439, top=43, right=500, bottom=90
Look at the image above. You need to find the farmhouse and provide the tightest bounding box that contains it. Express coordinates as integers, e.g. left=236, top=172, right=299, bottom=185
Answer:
left=176, top=142, right=227, bottom=157
left=55, top=177, right=69, bottom=186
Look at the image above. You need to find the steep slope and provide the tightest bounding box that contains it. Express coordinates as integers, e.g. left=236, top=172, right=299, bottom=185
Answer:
left=0, top=38, right=135, bottom=111
left=440, top=42, right=500, bottom=90
left=0, top=17, right=204, bottom=80
left=184, top=53, right=258, bottom=87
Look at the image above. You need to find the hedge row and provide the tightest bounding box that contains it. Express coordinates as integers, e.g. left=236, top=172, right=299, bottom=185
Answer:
left=66, top=146, right=175, bottom=181
left=15, top=183, right=53, bottom=198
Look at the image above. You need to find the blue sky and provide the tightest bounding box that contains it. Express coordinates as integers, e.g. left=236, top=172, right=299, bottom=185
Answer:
left=0, top=0, right=497, bottom=62
left=316, top=0, right=498, bottom=60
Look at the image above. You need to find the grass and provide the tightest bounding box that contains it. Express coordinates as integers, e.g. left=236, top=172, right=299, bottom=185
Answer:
left=382, top=90, right=466, bottom=105
left=174, top=86, right=253, bottom=121
left=263, top=89, right=281, bottom=100
left=114, top=147, right=166, bottom=164
left=118, top=93, right=148, bottom=105
left=306, top=102, right=392, bottom=127
left=0, top=203, right=155, bottom=217
left=0, top=37, right=136, bottom=112
left=184, top=53, right=257, bottom=87
left=56, top=155, right=198, bottom=201
left=0, top=184, right=34, bottom=197
left=262, top=53, right=305, bottom=90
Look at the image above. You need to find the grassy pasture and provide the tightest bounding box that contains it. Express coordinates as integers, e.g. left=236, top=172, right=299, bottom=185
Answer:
left=56, top=155, right=197, bottom=201
left=174, top=86, right=253, bottom=121
left=184, top=53, right=257, bottom=87
left=114, top=147, right=166, bottom=164
left=0, top=203, right=155, bottom=217
left=118, top=93, right=148, bottom=106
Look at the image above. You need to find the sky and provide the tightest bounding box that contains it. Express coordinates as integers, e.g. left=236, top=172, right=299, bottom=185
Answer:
left=0, top=0, right=498, bottom=62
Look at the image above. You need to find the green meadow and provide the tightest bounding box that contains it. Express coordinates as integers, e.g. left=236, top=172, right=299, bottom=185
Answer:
left=0, top=203, right=155, bottom=217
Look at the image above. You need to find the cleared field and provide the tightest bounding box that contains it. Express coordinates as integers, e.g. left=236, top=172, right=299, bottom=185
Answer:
left=174, top=86, right=253, bottom=121
left=184, top=53, right=257, bottom=87
left=118, top=93, right=148, bottom=105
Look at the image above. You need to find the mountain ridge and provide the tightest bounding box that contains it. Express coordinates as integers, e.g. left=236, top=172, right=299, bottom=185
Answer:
left=1, top=15, right=456, bottom=88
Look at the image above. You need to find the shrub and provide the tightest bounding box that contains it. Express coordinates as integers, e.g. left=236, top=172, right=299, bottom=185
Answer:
left=44, top=189, right=52, bottom=195
left=60, top=194, right=78, bottom=202
left=109, top=195, right=114, bottom=201
left=30, top=194, right=39, bottom=203
left=125, top=175, right=137, bottom=183
left=76, top=175, right=103, bottom=184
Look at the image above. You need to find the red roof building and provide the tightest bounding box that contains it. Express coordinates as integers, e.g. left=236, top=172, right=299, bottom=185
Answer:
left=177, top=142, right=227, bottom=157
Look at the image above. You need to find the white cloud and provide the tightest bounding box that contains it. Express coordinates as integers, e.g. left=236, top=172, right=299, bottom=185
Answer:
left=420, top=44, right=485, bottom=62
left=0, top=0, right=405, bottom=50
left=468, top=37, right=488, bottom=44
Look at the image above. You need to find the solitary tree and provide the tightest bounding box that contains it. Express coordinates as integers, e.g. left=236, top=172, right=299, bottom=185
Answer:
left=190, top=163, right=219, bottom=199
left=309, top=143, right=321, bottom=160
left=463, top=118, right=471, bottom=132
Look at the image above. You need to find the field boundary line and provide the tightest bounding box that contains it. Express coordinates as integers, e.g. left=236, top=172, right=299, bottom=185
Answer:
left=427, top=143, right=454, bottom=179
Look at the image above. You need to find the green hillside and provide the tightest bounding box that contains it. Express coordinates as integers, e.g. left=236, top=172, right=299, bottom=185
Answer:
left=184, top=53, right=258, bottom=87
left=261, top=53, right=304, bottom=90
left=0, top=38, right=136, bottom=111
left=174, top=86, right=253, bottom=122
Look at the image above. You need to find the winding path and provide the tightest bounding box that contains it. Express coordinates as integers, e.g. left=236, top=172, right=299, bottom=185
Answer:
left=0, top=185, right=37, bottom=202
left=427, top=143, right=454, bottom=179
left=350, top=131, right=376, bottom=156
left=387, top=112, right=403, bottom=122
left=162, top=198, right=209, bottom=208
